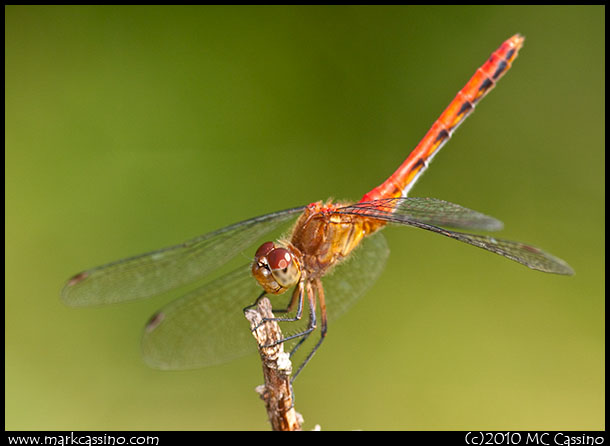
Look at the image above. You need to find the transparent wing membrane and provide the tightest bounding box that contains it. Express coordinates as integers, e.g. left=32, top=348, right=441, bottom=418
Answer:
left=141, top=263, right=260, bottom=369
left=421, top=225, right=574, bottom=275
left=337, top=197, right=504, bottom=231
left=141, top=232, right=390, bottom=370
left=335, top=198, right=573, bottom=275
left=62, top=206, right=305, bottom=306
left=323, top=231, right=390, bottom=322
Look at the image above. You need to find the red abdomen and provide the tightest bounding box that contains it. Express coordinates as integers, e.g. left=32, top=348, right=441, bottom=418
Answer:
left=361, top=34, right=524, bottom=204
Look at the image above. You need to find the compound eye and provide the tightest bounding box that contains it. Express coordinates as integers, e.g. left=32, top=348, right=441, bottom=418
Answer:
left=267, top=248, right=292, bottom=270
left=267, top=248, right=300, bottom=288
left=255, top=241, right=275, bottom=260
left=251, top=243, right=301, bottom=294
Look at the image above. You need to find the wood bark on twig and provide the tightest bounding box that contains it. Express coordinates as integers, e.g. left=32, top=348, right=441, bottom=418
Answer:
left=244, top=297, right=303, bottom=431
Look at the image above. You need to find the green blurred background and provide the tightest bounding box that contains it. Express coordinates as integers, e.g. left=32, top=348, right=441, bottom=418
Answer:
left=6, top=6, right=604, bottom=430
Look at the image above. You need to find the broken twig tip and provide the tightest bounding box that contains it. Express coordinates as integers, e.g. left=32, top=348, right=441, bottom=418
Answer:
left=245, top=297, right=302, bottom=431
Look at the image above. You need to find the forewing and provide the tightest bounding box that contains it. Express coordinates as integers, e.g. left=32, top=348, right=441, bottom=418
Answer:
left=62, top=206, right=305, bottom=306
left=400, top=220, right=574, bottom=275
left=336, top=197, right=504, bottom=231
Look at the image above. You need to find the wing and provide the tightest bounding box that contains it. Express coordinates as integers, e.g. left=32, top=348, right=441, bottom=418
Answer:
left=335, top=198, right=572, bottom=275
left=141, top=263, right=260, bottom=369
left=323, top=231, right=390, bottom=322
left=141, top=231, right=390, bottom=370
left=414, top=223, right=573, bottom=275
left=336, top=197, right=504, bottom=231
left=61, top=206, right=305, bottom=306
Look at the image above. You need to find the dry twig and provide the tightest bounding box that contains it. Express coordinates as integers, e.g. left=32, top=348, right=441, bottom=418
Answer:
left=244, top=297, right=303, bottom=431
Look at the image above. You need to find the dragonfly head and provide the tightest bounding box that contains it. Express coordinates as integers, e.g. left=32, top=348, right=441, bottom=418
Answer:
left=252, top=241, right=302, bottom=294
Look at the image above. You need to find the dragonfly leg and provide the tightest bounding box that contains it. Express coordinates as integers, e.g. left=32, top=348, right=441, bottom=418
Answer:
left=284, top=281, right=317, bottom=355
left=291, top=278, right=327, bottom=383
left=249, top=281, right=306, bottom=336
left=269, top=280, right=304, bottom=315
left=261, top=280, right=317, bottom=350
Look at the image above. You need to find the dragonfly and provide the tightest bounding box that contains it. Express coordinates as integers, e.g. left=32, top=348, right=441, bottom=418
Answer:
left=62, top=34, right=573, bottom=381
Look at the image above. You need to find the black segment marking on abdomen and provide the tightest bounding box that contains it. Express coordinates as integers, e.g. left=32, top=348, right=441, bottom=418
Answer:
left=458, top=100, right=474, bottom=117
left=434, top=128, right=450, bottom=144
left=492, top=60, right=508, bottom=80
left=413, top=157, right=428, bottom=171
left=478, top=77, right=494, bottom=93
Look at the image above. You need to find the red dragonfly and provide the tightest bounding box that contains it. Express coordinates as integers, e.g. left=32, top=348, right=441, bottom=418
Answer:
left=62, top=34, right=573, bottom=380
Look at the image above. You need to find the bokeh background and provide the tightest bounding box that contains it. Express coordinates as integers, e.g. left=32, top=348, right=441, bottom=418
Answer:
left=6, top=6, right=604, bottom=430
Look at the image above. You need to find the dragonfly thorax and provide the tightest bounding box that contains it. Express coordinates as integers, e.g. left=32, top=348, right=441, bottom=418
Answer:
left=252, top=241, right=303, bottom=295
